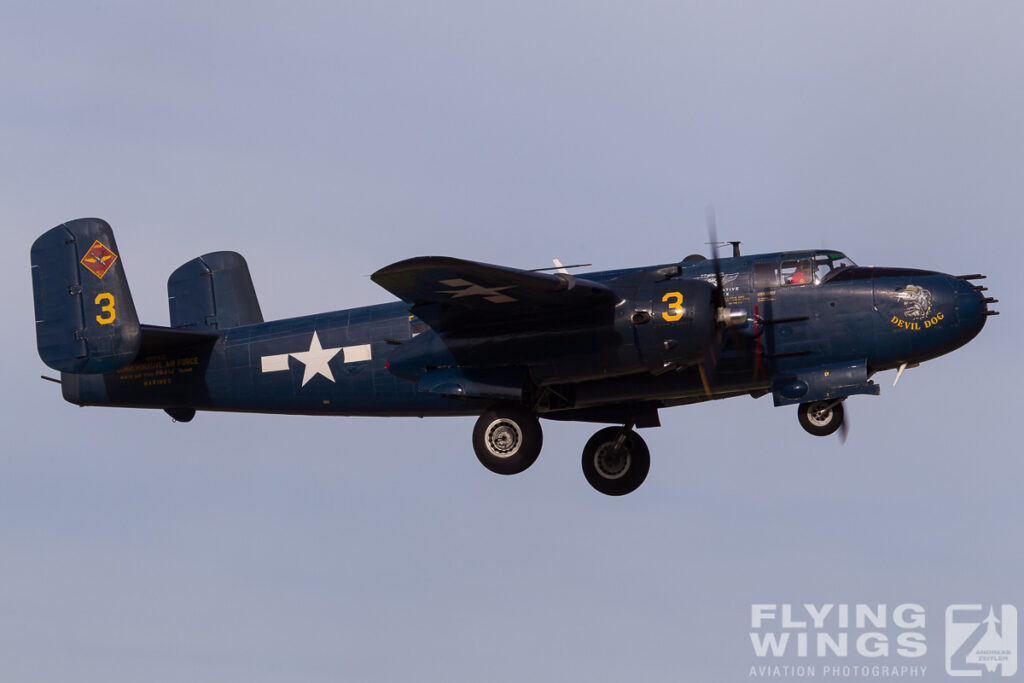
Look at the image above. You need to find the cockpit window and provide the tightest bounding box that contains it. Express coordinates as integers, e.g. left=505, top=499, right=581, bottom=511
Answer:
left=754, top=252, right=857, bottom=289
left=814, top=252, right=857, bottom=283
left=780, top=259, right=812, bottom=286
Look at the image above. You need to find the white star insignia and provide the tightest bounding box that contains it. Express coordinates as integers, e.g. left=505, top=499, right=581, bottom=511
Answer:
left=290, top=331, right=342, bottom=386
left=260, top=333, right=372, bottom=387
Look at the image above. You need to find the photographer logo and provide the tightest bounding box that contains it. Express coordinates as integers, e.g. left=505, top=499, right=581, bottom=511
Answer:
left=946, top=605, right=1017, bottom=677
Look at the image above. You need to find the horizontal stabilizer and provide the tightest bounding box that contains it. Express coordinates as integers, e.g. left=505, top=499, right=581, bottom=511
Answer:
left=60, top=324, right=218, bottom=407
left=168, top=251, right=263, bottom=330
left=136, top=323, right=220, bottom=348
left=31, top=218, right=141, bottom=374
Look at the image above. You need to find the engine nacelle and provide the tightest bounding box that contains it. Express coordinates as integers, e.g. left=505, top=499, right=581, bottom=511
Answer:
left=386, top=274, right=719, bottom=394
left=625, top=278, right=717, bottom=374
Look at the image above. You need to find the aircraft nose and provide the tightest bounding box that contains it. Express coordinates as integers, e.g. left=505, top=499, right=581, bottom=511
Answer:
left=952, top=273, right=997, bottom=339
left=873, top=269, right=992, bottom=366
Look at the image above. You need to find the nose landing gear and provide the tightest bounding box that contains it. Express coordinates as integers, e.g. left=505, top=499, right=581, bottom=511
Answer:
left=581, top=426, right=650, bottom=496
left=797, top=400, right=845, bottom=437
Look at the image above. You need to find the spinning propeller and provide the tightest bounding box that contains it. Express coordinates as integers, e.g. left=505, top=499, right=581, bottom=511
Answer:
left=700, top=208, right=850, bottom=443
left=838, top=411, right=850, bottom=445
left=705, top=206, right=748, bottom=330
left=696, top=207, right=750, bottom=398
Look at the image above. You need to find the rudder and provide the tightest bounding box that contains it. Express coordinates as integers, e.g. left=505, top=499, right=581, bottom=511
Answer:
left=30, top=218, right=141, bottom=373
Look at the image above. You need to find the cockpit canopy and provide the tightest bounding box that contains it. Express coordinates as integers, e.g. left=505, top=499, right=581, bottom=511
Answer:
left=754, top=251, right=856, bottom=288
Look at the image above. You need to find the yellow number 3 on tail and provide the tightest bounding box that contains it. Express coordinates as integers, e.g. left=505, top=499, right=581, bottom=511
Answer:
left=95, top=292, right=116, bottom=325
left=662, top=291, right=684, bottom=322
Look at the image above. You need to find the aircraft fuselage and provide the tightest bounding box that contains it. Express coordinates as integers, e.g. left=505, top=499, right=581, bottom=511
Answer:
left=61, top=250, right=989, bottom=424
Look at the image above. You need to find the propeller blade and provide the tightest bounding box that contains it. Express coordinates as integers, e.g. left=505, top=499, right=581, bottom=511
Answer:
left=752, top=304, right=767, bottom=381
left=703, top=205, right=759, bottom=390
left=838, top=409, right=850, bottom=445
left=696, top=360, right=714, bottom=399
left=705, top=205, right=724, bottom=308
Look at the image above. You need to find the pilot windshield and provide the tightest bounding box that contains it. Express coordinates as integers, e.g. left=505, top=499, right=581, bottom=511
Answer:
left=813, top=252, right=857, bottom=283
left=754, top=252, right=858, bottom=289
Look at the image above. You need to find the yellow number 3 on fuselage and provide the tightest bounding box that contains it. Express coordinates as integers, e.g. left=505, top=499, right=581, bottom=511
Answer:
left=95, top=292, right=116, bottom=325
left=661, top=291, right=684, bottom=322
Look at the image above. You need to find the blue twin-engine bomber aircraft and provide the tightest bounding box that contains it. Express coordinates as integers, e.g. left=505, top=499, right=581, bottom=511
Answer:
left=31, top=218, right=995, bottom=495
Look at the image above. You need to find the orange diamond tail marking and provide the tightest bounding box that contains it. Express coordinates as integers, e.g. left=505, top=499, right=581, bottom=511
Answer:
left=80, top=240, right=118, bottom=279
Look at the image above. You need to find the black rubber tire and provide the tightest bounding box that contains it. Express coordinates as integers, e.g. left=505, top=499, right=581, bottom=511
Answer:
left=798, top=400, right=845, bottom=437
left=581, top=427, right=650, bottom=496
left=164, top=408, right=195, bottom=423
left=472, top=406, right=543, bottom=475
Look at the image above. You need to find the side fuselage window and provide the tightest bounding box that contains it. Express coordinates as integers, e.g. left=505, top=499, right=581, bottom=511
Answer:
left=754, top=262, right=778, bottom=289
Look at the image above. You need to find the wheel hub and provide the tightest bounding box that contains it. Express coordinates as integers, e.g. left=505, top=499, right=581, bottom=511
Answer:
left=594, top=442, right=631, bottom=480
left=485, top=419, right=522, bottom=458
left=807, top=402, right=833, bottom=427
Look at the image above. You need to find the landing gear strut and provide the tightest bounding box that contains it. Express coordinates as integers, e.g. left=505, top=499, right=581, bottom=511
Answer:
left=798, top=400, right=845, bottom=437
left=472, top=405, right=543, bottom=475
left=581, top=426, right=650, bottom=496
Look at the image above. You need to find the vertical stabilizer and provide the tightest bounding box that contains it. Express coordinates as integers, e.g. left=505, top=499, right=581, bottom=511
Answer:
left=30, top=218, right=141, bottom=374
left=168, top=251, right=263, bottom=330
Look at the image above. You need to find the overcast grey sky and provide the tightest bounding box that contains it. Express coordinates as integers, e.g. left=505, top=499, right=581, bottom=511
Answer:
left=2, top=2, right=1023, bottom=681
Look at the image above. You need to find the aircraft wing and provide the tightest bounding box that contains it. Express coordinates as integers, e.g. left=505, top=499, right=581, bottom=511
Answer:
left=371, top=256, right=618, bottom=333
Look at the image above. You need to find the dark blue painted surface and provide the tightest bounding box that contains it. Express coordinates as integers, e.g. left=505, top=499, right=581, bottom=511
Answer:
left=54, top=246, right=992, bottom=423
left=168, top=251, right=263, bottom=330
left=31, top=219, right=142, bottom=373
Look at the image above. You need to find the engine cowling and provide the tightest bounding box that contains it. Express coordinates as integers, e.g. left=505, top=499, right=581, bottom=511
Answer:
left=628, top=278, right=717, bottom=374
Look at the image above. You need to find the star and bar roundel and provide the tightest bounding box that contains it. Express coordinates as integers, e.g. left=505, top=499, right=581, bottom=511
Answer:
left=80, top=240, right=118, bottom=279
left=260, top=332, right=372, bottom=387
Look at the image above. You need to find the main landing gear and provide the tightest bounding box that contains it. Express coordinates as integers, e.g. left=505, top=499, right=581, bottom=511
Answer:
left=472, top=407, right=651, bottom=496
left=797, top=400, right=845, bottom=437
left=472, top=405, right=543, bottom=475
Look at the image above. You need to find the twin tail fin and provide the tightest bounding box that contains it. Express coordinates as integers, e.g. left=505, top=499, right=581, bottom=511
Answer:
left=31, top=218, right=141, bottom=374
left=31, top=218, right=263, bottom=376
